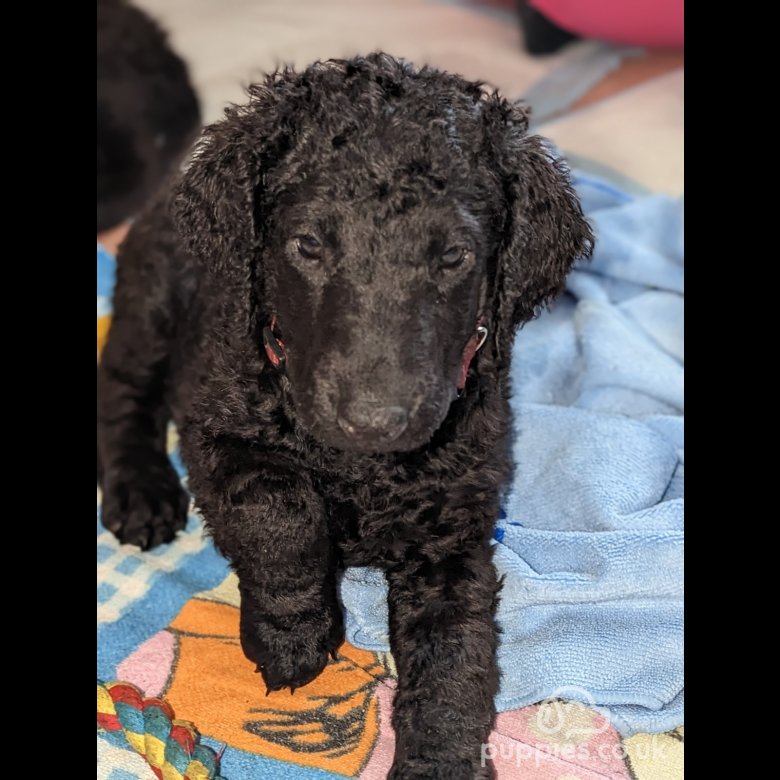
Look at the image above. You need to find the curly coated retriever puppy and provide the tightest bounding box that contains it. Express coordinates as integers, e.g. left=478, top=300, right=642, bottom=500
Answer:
left=97, top=53, right=592, bottom=779
left=97, top=0, right=200, bottom=232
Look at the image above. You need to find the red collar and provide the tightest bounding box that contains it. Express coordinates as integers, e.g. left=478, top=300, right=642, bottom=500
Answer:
left=262, top=315, right=286, bottom=368
left=457, top=317, right=488, bottom=390
left=263, top=316, right=488, bottom=389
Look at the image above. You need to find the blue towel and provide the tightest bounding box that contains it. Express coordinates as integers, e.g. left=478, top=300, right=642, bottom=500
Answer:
left=340, top=173, right=684, bottom=737
left=97, top=243, right=116, bottom=318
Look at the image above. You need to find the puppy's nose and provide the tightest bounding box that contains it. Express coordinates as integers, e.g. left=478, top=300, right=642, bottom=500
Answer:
left=337, top=402, right=409, bottom=441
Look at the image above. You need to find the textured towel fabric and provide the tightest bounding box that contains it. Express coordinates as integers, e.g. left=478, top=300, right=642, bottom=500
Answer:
left=340, top=174, right=684, bottom=737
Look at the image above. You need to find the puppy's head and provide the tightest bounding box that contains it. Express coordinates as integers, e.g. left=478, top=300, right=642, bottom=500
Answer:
left=173, top=54, right=592, bottom=453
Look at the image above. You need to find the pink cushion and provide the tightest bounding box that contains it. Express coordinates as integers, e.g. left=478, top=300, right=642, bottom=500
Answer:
left=529, top=0, right=684, bottom=48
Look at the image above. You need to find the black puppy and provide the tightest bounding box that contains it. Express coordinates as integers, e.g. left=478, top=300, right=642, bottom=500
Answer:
left=97, top=0, right=200, bottom=232
left=97, top=54, right=592, bottom=779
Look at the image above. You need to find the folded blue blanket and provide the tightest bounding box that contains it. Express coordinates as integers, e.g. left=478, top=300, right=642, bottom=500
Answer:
left=340, top=174, right=684, bottom=736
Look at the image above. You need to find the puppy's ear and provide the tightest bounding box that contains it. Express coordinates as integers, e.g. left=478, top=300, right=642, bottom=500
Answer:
left=170, top=80, right=290, bottom=277
left=485, top=99, right=593, bottom=357
left=171, top=120, right=256, bottom=275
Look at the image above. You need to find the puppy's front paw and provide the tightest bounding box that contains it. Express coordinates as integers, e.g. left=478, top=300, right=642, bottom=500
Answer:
left=240, top=599, right=344, bottom=694
left=101, top=464, right=189, bottom=550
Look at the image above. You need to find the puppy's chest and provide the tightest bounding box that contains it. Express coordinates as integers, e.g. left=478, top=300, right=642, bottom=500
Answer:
left=317, top=466, right=481, bottom=568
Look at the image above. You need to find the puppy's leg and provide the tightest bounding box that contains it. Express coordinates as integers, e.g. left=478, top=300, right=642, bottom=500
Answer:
left=387, top=544, right=500, bottom=780
left=195, top=465, right=343, bottom=693
left=97, top=250, right=188, bottom=549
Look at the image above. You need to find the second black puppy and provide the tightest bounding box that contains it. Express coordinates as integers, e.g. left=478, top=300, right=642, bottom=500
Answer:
left=97, top=54, right=592, bottom=779
left=97, top=0, right=200, bottom=232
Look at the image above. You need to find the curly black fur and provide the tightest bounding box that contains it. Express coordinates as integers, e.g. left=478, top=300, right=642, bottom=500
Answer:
left=97, top=54, right=593, bottom=778
left=97, top=0, right=201, bottom=232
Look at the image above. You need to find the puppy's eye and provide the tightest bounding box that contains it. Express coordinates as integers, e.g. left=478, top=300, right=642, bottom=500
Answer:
left=440, top=245, right=471, bottom=270
left=294, top=235, right=323, bottom=261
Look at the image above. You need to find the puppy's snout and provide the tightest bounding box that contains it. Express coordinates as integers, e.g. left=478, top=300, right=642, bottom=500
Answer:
left=337, top=402, right=409, bottom=441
